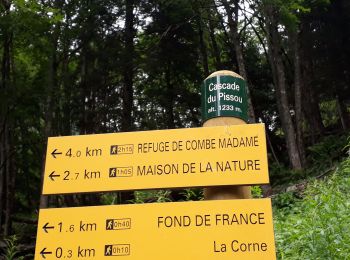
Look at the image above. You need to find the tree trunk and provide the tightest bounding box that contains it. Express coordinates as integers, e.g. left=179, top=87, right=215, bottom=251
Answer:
left=302, top=80, right=325, bottom=143
left=40, top=25, right=60, bottom=209
left=121, top=0, right=135, bottom=132
left=0, top=121, right=4, bottom=232
left=194, top=4, right=209, bottom=76
left=300, top=17, right=325, bottom=142
left=266, top=129, right=280, bottom=165
left=213, top=0, right=237, bottom=70
left=0, top=122, right=10, bottom=236
left=165, top=61, right=175, bottom=129
left=207, top=9, right=222, bottom=70
left=336, top=94, right=350, bottom=130
left=0, top=0, right=14, bottom=236
left=61, top=10, right=72, bottom=136
left=292, top=31, right=306, bottom=166
left=264, top=4, right=302, bottom=170
left=301, top=59, right=325, bottom=143
left=119, top=0, right=135, bottom=204
left=221, top=0, right=256, bottom=122
left=4, top=128, right=15, bottom=236
left=39, top=61, right=55, bottom=209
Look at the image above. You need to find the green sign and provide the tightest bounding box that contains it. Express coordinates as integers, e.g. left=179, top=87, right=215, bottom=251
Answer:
left=201, top=75, right=248, bottom=123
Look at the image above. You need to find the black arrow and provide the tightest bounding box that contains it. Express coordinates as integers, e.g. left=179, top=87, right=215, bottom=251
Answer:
left=51, top=149, right=62, bottom=158
left=40, top=248, right=52, bottom=259
left=49, top=171, right=60, bottom=181
left=42, top=222, right=55, bottom=233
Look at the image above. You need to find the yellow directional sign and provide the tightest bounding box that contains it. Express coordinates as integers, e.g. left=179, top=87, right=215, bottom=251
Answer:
left=43, top=123, right=269, bottom=194
left=35, top=199, right=276, bottom=260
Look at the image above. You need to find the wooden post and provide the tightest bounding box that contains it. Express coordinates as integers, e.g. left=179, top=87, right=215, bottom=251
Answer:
left=202, top=70, right=251, bottom=200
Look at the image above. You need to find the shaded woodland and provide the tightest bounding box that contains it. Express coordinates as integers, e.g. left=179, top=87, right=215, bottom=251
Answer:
left=0, top=0, right=349, bottom=257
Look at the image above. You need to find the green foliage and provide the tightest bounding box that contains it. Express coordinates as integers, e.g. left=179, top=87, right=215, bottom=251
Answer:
left=274, top=156, right=350, bottom=259
left=251, top=186, right=263, bottom=198
left=262, top=0, right=330, bottom=31
left=319, top=100, right=339, bottom=127
left=12, top=216, right=37, bottom=242
left=273, top=191, right=300, bottom=209
left=101, top=193, right=119, bottom=205
left=269, top=162, right=305, bottom=186
left=133, top=190, right=172, bottom=203
left=306, top=133, right=348, bottom=171
left=270, top=133, right=348, bottom=186
left=1, top=235, right=24, bottom=260
left=179, top=188, right=203, bottom=201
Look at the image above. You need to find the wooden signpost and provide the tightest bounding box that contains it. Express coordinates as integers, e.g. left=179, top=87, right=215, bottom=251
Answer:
left=35, top=70, right=276, bottom=259
left=201, top=70, right=252, bottom=199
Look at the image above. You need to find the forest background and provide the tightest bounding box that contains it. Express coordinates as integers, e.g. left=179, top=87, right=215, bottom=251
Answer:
left=0, top=0, right=349, bottom=259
